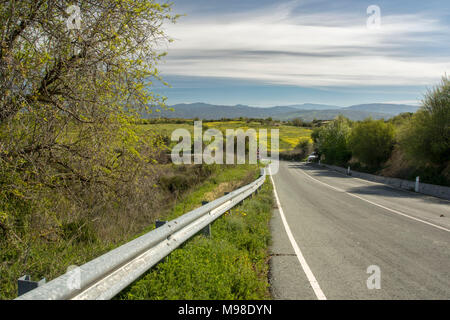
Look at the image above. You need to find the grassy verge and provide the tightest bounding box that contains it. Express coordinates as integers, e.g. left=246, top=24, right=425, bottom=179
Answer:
left=118, top=176, right=273, bottom=300
left=163, top=164, right=260, bottom=221
left=0, top=164, right=258, bottom=300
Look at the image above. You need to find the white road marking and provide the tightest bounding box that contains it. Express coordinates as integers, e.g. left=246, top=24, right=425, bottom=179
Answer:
left=299, top=167, right=450, bottom=233
left=269, top=167, right=327, bottom=300
left=319, top=164, right=450, bottom=204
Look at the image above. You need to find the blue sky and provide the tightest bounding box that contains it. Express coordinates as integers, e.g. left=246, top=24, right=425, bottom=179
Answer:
left=154, top=0, right=450, bottom=107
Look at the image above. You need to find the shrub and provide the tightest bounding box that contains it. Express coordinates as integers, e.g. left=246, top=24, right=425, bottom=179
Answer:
left=279, top=151, right=305, bottom=161
left=313, top=116, right=352, bottom=165
left=348, top=118, right=395, bottom=168
left=398, top=76, right=450, bottom=165
left=279, top=137, right=313, bottom=161
left=61, top=219, right=98, bottom=243
left=295, top=137, right=313, bottom=151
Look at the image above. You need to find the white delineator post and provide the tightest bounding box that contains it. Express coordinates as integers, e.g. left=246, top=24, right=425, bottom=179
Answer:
left=415, top=176, right=420, bottom=192
left=347, top=166, right=351, bottom=175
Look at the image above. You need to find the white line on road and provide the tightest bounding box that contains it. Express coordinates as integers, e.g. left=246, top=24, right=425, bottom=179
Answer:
left=269, top=167, right=327, bottom=300
left=299, top=167, right=450, bottom=233
left=320, top=165, right=450, bottom=204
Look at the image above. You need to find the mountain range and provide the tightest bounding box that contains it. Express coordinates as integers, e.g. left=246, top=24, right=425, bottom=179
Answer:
left=146, top=102, right=420, bottom=121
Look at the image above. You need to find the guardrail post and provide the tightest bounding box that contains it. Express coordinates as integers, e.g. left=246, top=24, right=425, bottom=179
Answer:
left=201, top=201, right=211, bottom=237
left=155, top=220, right=168, bottom=228
left=18, top=275, right=46, bottom=297
left=415, top=176, right=420, bottom=192
left=202, top=224, right=211, bottom=238
left=223, top=192, right=234, bottom=213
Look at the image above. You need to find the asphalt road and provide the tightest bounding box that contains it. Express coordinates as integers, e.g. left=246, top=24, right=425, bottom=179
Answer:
left=269, top=161, right=450, bottom=300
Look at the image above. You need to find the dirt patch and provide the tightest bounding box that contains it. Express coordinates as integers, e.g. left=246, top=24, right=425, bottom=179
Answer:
left=203, top=182, right=240, bottom=202
left=203, top=170, right=258, bottom=202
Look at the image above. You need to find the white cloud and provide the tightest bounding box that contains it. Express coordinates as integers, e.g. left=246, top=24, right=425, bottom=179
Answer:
left=161, top=2, right=450, bottom=87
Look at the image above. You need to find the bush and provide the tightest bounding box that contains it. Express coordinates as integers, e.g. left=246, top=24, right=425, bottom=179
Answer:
left=159, top=165, right=217, bottom=193
left=61, top=219, right=98, bottom=243
left=291, top=118, right=304, bottom=127
left=398, top=76, right=450, bottom=165
left=313, top=116, right=352, bottom=165
left=279, top=137, right=313, bottom=161
left=348, top=118, right=395, bottom=168
left=279, top=151, right=305, bottom=161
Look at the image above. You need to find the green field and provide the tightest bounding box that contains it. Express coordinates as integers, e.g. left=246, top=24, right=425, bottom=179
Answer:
left=137, top=120, right=312, bottom=152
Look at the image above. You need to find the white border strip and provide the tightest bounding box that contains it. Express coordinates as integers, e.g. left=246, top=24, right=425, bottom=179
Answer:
left=269, top=168, right=327, bottom=300
left=299, top=167, right=450, bottom=233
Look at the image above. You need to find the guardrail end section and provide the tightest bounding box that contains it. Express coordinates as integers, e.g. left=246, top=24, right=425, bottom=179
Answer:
left=155, top=220, right=168, bottom=229
left=260, top=168, right=265, bottom=177
left=17, top=275, right=46, bottom=297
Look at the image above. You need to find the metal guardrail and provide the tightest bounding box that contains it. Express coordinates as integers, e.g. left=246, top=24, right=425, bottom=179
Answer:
left=16, top=168, right=267, bottom=300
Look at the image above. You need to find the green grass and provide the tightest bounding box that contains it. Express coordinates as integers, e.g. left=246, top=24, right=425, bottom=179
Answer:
left=118, top=178, right=274, bottom=300
left=0, top=236, right=117, bottom=300
left=138, top=121, right=312, bottom=152
left=165, top=164, right=259, bottom=221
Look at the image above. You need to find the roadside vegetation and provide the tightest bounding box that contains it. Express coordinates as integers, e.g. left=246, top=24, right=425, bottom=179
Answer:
left=278, top=137, right=314, bottom=161
left=0, top=1, right=274, bottom=300
left=119, top=176, right=273, bottom=300
left=0, top=163, right=259, bottom=299
left=311, top=76, right=450, bottom=186
left=0, top=1, right=184, bottom=299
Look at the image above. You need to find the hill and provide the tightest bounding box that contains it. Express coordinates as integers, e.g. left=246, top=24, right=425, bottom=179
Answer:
left=343, top=103, right=419, bottom=115
left=281, top=103, right=342, bottom=110
left=150, top=103, right=297, bottom=119
left=146, top=102, right=417, bottom=121
left=273, top=109, right=392, bottom=121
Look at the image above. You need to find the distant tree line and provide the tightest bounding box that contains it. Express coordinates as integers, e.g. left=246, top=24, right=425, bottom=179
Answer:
left=311, top=76, right=449, bottom=185
left=136, top=117, right=284, bottom=126
left=137, top=116, right=330, bottom=128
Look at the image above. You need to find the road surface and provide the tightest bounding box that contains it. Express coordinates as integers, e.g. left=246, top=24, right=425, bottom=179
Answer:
left=269, top=161, right=450, bottom=300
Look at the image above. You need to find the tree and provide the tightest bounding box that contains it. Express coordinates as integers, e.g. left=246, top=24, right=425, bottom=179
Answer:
left=348, top=118, right=394, bottom=168
left=291, top=118, right=304, bottom=127
left=0, top=1, right=178, bottom=237
left=388, top=112, right=413, bottom=127
left=1, top=1, right=178, bottom=123
left=398, top=76, right=450, bottom=165
left=313, top=115, right=352, bottom=165
left=294, top=137, right=313, bottom=158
